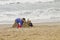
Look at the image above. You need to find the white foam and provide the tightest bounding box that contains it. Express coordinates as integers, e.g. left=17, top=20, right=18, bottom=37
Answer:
left=0, top=9, right=60, bottom=24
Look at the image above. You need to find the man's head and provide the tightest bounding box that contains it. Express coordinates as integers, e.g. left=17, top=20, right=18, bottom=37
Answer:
left=22, top=18, right=26, bottom=23
left=22, top=18, right=25, bottom=21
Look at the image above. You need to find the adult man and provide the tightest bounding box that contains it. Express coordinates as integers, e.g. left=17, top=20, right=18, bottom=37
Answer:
left=12, top=18, right=25, bottom=28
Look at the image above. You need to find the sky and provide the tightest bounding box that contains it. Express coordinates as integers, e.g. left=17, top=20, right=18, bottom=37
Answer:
left=0, top=0, right=54, bottom=4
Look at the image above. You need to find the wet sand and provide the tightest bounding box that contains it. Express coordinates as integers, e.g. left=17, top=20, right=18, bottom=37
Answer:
left=0, top=22, right=60, bottom=40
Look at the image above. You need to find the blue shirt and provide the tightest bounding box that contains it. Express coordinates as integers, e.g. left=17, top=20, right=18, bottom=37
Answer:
left=15, top=18, right=23, bottom=25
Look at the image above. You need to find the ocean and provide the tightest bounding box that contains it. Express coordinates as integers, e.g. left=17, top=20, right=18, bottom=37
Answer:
left=0, top=2, right=60, bottom=24
left=0, top=9, right=60, bottom=24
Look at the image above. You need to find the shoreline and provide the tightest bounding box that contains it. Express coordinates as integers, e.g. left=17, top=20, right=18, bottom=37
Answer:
left=0, top=22, right=60, bottom=28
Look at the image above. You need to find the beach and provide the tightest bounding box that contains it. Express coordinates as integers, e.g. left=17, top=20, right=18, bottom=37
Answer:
left=0, top=22, right=60, bottom=40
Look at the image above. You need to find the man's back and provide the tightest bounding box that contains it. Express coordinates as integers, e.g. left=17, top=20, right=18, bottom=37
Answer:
left=15, top=18, right=23, bottom=25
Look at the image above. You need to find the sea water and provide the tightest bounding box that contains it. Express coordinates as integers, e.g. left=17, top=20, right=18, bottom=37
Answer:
left=0, top=9, right=60, bottom=24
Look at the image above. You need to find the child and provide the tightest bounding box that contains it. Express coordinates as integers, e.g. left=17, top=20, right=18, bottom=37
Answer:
left=27, top=19, right=33, bottom=27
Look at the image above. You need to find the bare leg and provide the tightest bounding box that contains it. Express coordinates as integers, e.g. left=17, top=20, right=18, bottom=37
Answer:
left=12, top=22, right=18, bottom=28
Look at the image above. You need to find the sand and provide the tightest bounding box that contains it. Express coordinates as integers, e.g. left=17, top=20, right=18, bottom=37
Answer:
left=0, top=22, right=60, bottom=40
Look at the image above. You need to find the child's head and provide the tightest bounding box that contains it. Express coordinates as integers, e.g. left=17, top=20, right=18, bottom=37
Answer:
left=27, top=19, right=31, bottom=23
